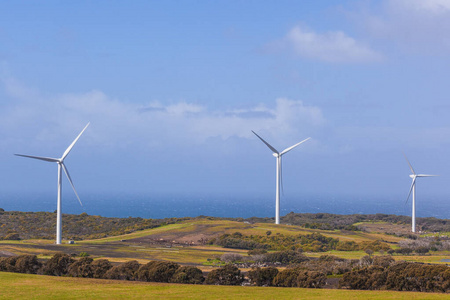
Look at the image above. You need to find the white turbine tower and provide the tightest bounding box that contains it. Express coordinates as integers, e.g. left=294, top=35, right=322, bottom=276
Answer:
left=15, top=123, right=90, bottom=244
left=404, top=154, right=437, bottom=233
left=252, top=131, right=310, bottom=225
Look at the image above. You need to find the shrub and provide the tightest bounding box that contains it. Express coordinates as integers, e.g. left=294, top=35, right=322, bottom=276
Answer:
left=296, top=270, right=327, bottom=288
left=339, top=266, right=386, bottom=290
left=263, top=250, right=309, bottom=265
left=336, top=241, right=359, bottom=251
left=91, top=259, right=113, bottom=279
left=137, top=261, right=180, bottom=282
left=170, top=266, right=204, bottom=284
left=42, top=253, right=75, bottom=276
left=394, top=247, right=413, bottom=255
left=385, top=262, right=450, bottom=292
left=359, top=240, right=391, bottom=252
left=415, top=247, right=429, bottom=254
left=248, top=267, right=278, bottom=286
left=273, top=268, right=302, bottom=287
left=0, top=256, right=18, bottom=272
left=205, top=264, right=244, bottom=285
left=3, top=233, right=20, bottom=240
left=359, top=255, right=373, bottom=267
left=248, top=249, right=267, bottom=256
left=318, top=255, right=344, bottom=262
left=220, top=253, right=243, bottom=263
left=372, top=255, right=394, bottom=268
left=105, top=260, right=140, bottom=281
left=67, top=257, right=94, bottom=278
left=14, top=255, right=42, bottom=274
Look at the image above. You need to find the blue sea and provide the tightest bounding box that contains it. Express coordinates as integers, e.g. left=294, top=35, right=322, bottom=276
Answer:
left=1, top=192, right=449, bottom=220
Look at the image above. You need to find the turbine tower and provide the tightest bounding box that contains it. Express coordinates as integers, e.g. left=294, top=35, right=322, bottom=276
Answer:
left=15, top=123, right=90, bottom=244
left=252, top=131, right=310, bottom=225
left=404, top=154, right=437, bottom=233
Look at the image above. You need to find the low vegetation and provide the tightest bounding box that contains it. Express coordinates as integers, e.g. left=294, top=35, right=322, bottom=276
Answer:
left=1, top=209, right=449, bottom=241
left=1, top=252, right=449, bottom=293
left=1, top=209, right=449, bottom=296
left=208, top=231, right=391, bottom=252
left=0, top=210, right=190, bottom=240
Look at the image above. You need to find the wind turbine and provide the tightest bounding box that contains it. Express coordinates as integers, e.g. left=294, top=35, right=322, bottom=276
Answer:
left=404, top=154, right=437, bottom=233
left=252, top=131, right=310, bottom=225
left=15, top=123, right=90, bottom=244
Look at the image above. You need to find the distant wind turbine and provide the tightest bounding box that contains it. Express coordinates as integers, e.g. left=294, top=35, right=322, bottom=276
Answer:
left=252, top=131, right=310, bottom=225
left=404, top=153, right=437, bottom=233
left=15, top=123, right=90, bottom=244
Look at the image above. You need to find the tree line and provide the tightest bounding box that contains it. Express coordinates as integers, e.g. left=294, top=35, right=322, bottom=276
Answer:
left=1, top=252, right=449, bottom=292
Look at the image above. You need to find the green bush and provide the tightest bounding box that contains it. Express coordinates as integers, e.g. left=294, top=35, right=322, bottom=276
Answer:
left=248, top=249, right=267, bottom=256
left=296, top=270, right=327, bottom=288
left=0, top=256, right=18, bottom=272
left=67, top=257, right=94, bottom=278
left=91, top=259, right=113, bottom=279
left=205, top=264, right=244, bottom=286
left=170, top=266, right=205, bottom=284
left=14, top=255, right=42, bottom=274
left=248, top=267, right=278, bottom=286
left=42, top=253, right=75, bottom=276
left=263, top=250, right=309, bottom=265
left=273, top=268, right=302, bottom=287
left=104, top=260, right=140, bottom=281
left=137, top=261, right=180, bottom=282
left=3, top=233, right=20, bottom=240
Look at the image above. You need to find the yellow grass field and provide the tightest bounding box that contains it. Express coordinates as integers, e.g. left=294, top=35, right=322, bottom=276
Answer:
left=1, top=218, right=448, bottom=266
left=1, top=272, right=448, bottom=300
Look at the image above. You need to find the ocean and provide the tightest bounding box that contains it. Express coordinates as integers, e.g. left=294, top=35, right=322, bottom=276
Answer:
left=1, top=192, right=449, bottom=220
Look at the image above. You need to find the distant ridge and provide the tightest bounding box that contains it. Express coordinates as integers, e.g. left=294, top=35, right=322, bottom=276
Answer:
left=0, top=209, right=449, bottom=241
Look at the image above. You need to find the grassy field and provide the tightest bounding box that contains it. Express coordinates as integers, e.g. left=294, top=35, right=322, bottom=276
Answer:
left=1, top=272, right=448, bottom=300
left=1, top=218, right=447, bottom=266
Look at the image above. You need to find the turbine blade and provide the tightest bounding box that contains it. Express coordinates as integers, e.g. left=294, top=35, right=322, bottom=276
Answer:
left=14, top=154, right=59, bottom=163
left=61, top=122, right=90, bottom=160
left=417, top=174, right=439, bottom=177
left=280, top=137, right=311, bottom=155
left=405, top=177, right=416, bottom=205
left=402, top=152, right=416, bottom=175
left=61, top=163, right=83, bottom=206
left=252, top=130, right=279, bottom=154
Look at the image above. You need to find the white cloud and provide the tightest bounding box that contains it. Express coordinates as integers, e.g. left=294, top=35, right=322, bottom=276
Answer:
left=391, top=0, right=450, bottom=14
left=274, top=25, right=382, bottom=63
left=355, top=0, right=450, bottom=54
left=0, top=77, right=325, bottom=151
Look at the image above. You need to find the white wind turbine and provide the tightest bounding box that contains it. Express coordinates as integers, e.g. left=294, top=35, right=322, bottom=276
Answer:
left=252, top=131, right=310, bottom=225
left=404, top=154, right=437, bottom=233
left=15, top=123, right=90, bottom=244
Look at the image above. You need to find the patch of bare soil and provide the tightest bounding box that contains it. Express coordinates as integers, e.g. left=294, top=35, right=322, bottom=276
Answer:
left=0, top=250, right=16, bottom=257
left=358, top=223, right=415, bottom=236
left=126, top=224, right=222, bottom=247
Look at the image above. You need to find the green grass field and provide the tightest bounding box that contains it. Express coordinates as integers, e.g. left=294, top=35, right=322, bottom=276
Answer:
left=1, top=218, right=447, bottom=266
left=1, top=272, right=448, bottom=300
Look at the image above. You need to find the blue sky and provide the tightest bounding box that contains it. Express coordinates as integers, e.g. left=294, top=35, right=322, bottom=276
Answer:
left=1, top=1, right=450, bottom=216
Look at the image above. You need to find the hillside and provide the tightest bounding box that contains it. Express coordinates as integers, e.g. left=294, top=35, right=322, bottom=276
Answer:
left=1, top=209, right=449, bottom=241
left=1, top=214, right=449, bottom=294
